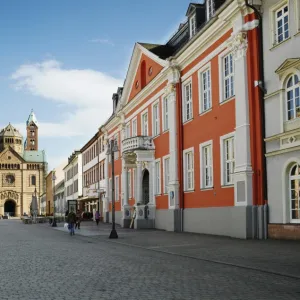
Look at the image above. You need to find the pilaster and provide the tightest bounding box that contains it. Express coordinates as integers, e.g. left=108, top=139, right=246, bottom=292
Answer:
left=136, top=161, right=143, bottom=204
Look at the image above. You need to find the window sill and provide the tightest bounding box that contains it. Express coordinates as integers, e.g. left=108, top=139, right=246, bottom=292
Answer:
left=294, top=31, right=300, bottom=38
left=269, top=37, right=291, bottom=51
left=184, top=190, right=195, bottom=193
left=200, top=187, right=213, bottom=191
left=221, top=184, right=234, bottom=188
left=199, top=108, right=212, bottom=116
left=183, top=118, right=194, bottom=125
left=220, top=96, right=235, bottom=106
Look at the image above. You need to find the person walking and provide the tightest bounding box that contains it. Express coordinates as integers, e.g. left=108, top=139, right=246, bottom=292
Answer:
left=75, top=210, right=81, bottom=230
left=95, top=210, right=100, bottom=226
left=67, top=208, right=76, bottom=236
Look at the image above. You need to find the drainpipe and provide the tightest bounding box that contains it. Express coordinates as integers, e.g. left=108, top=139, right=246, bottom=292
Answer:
left=245, top=0, right=268, bottom=238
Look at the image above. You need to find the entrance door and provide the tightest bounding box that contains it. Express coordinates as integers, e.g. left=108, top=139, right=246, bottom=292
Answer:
left=142, top=169, right=150, bottom=205
left=4, top=200, right=16, bottom=217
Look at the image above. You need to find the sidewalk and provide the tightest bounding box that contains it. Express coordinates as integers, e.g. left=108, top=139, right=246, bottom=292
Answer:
left=53, top=221, right=300, bottom=279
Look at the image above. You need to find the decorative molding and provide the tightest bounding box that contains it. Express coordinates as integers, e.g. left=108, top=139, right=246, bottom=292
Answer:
left=227, top=31, right=248, bottom=60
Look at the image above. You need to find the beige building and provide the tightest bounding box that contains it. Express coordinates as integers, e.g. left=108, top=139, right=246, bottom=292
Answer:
left=0, top=111, right=47, bottom=217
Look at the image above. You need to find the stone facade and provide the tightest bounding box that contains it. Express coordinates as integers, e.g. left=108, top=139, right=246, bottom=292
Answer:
left=0, top=112, right=47, bottom=217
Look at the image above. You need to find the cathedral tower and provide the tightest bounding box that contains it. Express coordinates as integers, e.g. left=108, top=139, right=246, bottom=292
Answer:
left=25, top=110, right=39, bottom=151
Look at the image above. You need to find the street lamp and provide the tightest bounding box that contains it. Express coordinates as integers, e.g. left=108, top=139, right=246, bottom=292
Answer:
left=106, top=139, right=118, bottom=239
left=52, top=170, right=57, bottom=227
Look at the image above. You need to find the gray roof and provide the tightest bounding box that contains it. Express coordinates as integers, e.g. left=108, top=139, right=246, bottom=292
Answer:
left=23, top=150, right=47, bottom=163
left=0, top=123, right=23, bottom=138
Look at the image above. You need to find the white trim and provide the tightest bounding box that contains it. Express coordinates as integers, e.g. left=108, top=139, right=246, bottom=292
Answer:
left=154, top=158, right=161, bottom=195
left=199, top=140, right=213, bottom=189
left=218, top=47, right=234, bottom=103
left=163, top=154, right=170, bottom=195
left=206, top=0, right=215, bottom=20
left=115, top=175, right=120, bottom=201
left=141, top=108, right=149, bottom=136
left=190, top=14, right=196, bottom=38
left=133, top=168, right=136, bottom=199
left=198, top=62, right=212, bottom=114
left=296, top=0, right=300, bottom=33
left=183, top=147, right=194, bottom=191
left=128, top=169, right=132, bottom=199
left=182, top=78, right=193, bottom=123
left=131, top=116, right=138, bottom=137
left=220, top=132, right=235, bottom=186
left=152, top=99, right=160, bottom=137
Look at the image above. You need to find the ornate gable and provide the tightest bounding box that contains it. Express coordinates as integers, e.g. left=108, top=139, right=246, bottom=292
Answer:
left=0, top=147, right=24, bottom=164
left=120, top=43, right=168, bottom=107
left=275, top=58, right=300, bottom=79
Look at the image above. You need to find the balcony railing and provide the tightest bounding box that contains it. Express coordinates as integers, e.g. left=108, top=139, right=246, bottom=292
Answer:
left=122, top=136, right=155, bottom=153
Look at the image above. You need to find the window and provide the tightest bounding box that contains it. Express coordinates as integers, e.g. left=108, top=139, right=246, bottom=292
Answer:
left=184, top=148, right=194, bottom=191
left=114, top=134, right=119, bottom=160
left=132, top=118, right=137, bottom=137
left=207, top=0, right=215, bottom=20
left=221, top=134, right=235, bottom=186
left=190, top=14, right=196, bottom=37
left=200, top=68, right=211, bottom=112
left=200, top=142, right=213, bottom=188
left=163, top=156, right=170, bottom=194
left=183, top=81, right=193, bottom=122
left=125, top=123, right=131, bottom=139
left=115, top=176, right=119, bottom=201
left=275, top=5, right=289, bottom=44
left=286, top=74, right=300, bottom=120
left=155, top=160, right=161, bottom=195
left=223, top=53, right=234, bottom=100
left=141, top=112, right=148, bottom=136
left=289, top=164, right=300, bottom=222
left=152, top=102, right=160, bottom=136
left=163, top=96, right=169, bottom=131
left=31, top=175, right=36, bottom=186
left=128, top=170, right=132, bottom=199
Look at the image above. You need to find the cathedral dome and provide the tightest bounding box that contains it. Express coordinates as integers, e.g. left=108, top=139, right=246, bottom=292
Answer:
left=0, top=123, right=22, bottom=138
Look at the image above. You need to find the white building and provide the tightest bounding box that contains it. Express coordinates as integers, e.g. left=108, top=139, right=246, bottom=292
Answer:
left=52, top=161, right=67, bottom=216
left=63, top=151, right=82, bottom=211
left=80, top=132, right=107, bottom=219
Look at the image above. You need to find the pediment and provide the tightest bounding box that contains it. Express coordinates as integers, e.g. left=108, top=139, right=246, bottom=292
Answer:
left=0, top=147, right=24, bottom=164
left=118, top=43, right=168, bottom=108
left=275, top=58, right=300, bottom=76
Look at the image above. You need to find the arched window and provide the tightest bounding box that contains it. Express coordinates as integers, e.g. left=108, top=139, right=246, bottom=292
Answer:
left=287, top=74, right=300, bottom=120
left=289, top=163, right=300, bottom=222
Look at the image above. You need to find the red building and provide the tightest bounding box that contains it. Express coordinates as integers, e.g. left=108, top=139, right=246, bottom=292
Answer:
left=101, top=0, right=265, bottom=239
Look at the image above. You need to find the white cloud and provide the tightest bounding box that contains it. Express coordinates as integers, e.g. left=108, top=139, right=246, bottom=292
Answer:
left=10, top=59, right=123, bottom=138
left=88, top=38, right=114, bottom=46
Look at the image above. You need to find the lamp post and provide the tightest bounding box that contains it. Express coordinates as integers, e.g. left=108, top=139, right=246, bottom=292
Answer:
left=52, top=170, right=57, bottom=227
left=106, top=139, right=118, bottom=239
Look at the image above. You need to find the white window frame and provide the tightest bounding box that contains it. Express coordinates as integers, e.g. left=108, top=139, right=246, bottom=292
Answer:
left=115, top=175, right=120, bottom=201
left=162, top=95, right=169, bottom=132
left=200, top=140, right=213, bottom=189
left=289, top=163, right=300, bottom=223
left=141, top=109, right=149, bottom=136
left=114, top=133, right=119, bottom=160
left=286, top=74, right=300, bottom=121
left=155, top=158, right=161, bottom=195
left=132, top=117, right=137, bottom=137
left=182, top=79, right=193, bottom=122
left=190, top=14, right=196, bottom=37
left=125, top=122, right=131, bottom=139
left=220, top=132, right=235, bottom=186
left=152, top=100, right=160, bottom=137
left=183, top=147, right=194, bottom=191
left=163, top=155, right=170, bottom=194
left=206, top=0, right=215, bottom=20
left=218, top=49, right=235, bottom=103
left=128, top=170, right=132, bottom=199
left=198, top=63, right=212, bottom=114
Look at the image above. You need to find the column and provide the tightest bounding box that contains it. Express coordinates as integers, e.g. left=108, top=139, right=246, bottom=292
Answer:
left=228, top=17, right=253, bottom=207
left=121, top=159, right=128, bottom=207
left=136, top=161, right=143, bottom=204
left=149, top=161, right=155, bottom=205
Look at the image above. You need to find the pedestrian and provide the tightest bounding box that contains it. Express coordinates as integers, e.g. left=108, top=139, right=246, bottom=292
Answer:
left=95, top=210, right=100, bottom=226
left=75, top=210, right=81, bottom=230
left=67, top=208, right=76, bottom=236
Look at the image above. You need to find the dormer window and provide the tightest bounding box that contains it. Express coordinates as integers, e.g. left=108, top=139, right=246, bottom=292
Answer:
left=190, top=14, right=196, bottom=37
left=207, top=0, right=215, bottom=20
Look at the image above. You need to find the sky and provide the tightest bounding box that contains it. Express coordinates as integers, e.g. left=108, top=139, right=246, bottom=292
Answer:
left=0, top=0, right=197, bottom=170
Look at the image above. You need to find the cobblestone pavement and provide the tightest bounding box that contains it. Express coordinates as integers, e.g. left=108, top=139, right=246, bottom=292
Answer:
left=1, top=220, right=300, bottom=300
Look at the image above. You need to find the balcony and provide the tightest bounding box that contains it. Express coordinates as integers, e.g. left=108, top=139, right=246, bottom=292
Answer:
left=122, top=136, right=155, bottom=154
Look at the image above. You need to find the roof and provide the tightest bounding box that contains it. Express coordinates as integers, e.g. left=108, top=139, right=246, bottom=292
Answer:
left=0, top=123, right=23, bottom=138
left=23, top=150, right=47, bottom=163
left=27, top=109, right=38, bottom=126
left=138, top=43, right=175, bottom=60
left=80, top=131, right=100, bottom=153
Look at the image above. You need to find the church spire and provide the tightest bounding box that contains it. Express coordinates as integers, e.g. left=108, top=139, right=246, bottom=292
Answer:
left=25, top=110, right=39, bottom=151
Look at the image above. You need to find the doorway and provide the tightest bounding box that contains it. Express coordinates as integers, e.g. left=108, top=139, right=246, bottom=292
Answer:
left=142, top=169, right=150, bottom=205
left=4, top=200, right=16, bottom=217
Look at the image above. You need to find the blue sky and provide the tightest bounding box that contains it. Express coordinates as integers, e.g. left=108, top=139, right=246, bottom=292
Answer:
left=0, top=0, right=196, bottom=170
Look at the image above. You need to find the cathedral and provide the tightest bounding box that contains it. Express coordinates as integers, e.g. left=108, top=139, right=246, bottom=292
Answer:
left=0, top=111, right=47, bottom=217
